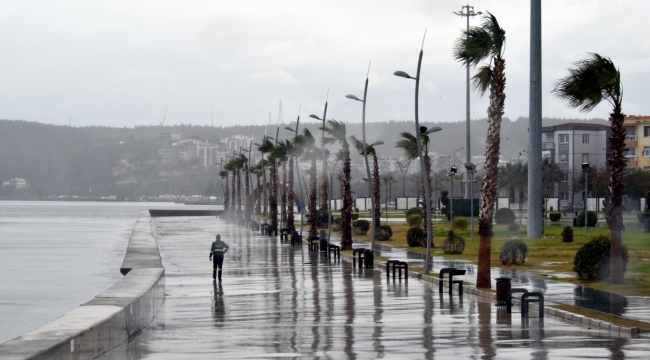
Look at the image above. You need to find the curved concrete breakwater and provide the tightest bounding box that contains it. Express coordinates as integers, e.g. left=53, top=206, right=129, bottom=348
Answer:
left=0, top=210, right=165, bottom=360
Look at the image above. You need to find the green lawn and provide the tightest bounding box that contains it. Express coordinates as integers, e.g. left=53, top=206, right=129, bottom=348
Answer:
left=334, top=219, right=650, bottom=297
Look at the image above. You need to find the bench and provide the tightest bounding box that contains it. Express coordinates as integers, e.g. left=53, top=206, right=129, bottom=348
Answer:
left=260, top=223, right=269, bottom=235
left=506, top=288, right=529, bottom=314
left=280, top=228, right=291, bottom=242
left=308, top=236, right=319, bottom=252
left=353, top=248, right=366, bottom=268
left=438, top=268, right=465, bottom=296
left=250, top=221, right=259, bottom=231
left=386, top=260, right=408, bottom=280
left=268, top=225, right=278, bottom=236
left=328, top=245, right=340, bottom=260
left=290, top=232, right=302, bottom=246
left=521, top=292, right=544, bottom=318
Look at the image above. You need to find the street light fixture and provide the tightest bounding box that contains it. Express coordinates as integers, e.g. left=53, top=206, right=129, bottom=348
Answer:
left=582, top=162, right=590, bottom=235
left=448, top=166, right=458, bottom=228
left=394, top=38, right=436, bottom=274
left=464, top=163, right=476, bottom=241
left=420, top=126, right=442, bottom=135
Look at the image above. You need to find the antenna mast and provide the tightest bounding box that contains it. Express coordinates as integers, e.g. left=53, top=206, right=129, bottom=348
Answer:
left=278, top=99, right=284, bottom=125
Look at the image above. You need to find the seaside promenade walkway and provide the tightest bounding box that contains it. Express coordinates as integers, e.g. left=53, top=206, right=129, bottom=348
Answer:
left=100, top=216, right=650, bottom=359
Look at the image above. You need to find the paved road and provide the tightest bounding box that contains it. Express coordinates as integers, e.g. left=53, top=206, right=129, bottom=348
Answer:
left=101, top=217, right=650, bottom=359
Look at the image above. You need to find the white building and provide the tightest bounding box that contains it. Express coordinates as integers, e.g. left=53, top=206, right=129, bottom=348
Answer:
left=221, top=135, right=256, bottom=152
left=3, top=178, right=30, bottom=189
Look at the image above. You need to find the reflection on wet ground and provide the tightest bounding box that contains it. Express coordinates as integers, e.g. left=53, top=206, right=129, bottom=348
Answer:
left=100, top=217, right=650, bottom=359
left=348, top=235, right=650, bottom=322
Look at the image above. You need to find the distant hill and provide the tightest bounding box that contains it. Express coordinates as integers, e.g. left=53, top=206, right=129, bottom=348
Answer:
left=0, top=116, right=607, bottom=198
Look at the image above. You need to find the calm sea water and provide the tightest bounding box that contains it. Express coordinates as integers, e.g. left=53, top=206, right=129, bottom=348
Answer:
left=0, top=200, right=220, bottom=344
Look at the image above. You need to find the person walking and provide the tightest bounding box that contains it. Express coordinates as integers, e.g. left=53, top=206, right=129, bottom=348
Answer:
left=209, top=234, right=229, bottom=281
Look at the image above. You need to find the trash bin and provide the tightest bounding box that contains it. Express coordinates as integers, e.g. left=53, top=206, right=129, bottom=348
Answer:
left=495, top=277, right=511, bottom=306
left=363, top=249, right=374, bottom=268
left=319, top=230, right=328, bottom=252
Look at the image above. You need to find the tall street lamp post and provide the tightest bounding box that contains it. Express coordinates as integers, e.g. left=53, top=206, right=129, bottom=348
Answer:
left=285, top=112, right=306, bottom=238
left=310, top=98, right=331, bottom=248
left=392, top=158, right=413, bottom=199
left=454, top=5, right=481, bottom=199
left=448, top=166, right=458, bottom=228
left=346, top=69, right=380, bottom=249
left=582, top=162, right=590, bottom=235
left=394, top=48, right=435, bottom=273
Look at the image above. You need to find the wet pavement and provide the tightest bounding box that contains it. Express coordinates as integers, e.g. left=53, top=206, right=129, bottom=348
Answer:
left=96, top=216, right=650, bottom=359
left=341, top=234, right=650, bottom=324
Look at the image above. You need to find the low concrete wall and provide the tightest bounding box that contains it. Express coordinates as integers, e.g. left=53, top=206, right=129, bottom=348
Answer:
left=149, top=209, right=222, bottom=217
left=0, top=210, right=165, bottom=360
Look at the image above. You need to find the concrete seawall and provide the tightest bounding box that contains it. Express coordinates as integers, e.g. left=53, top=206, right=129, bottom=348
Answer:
left=0, top=210, right=165, bottom=360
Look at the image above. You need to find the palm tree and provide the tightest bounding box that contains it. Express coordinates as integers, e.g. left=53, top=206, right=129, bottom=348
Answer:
left=282, top=140, right=296, bottom=231
left=351, top=136, right=381, bottom=231
left=235, top=154, right=247, bottom=220
left=258, top=137, right=280, bottom=228
left=396, top=131, right=432, bottom=246
left=499, top=162, right=528, bottom=210
left=552, top=53, right=627, bottom=283
left=541, top=158, right=563, bottom=216
left=454, top=12, right=506, bottom=288
left=295, top=128, right=318, bottom=236
left=321, top=120, right=353, bottom=250
left=274, top=141, right=290, bottom=228
left=224, top=159, right=236, bottom=219
left=219, top=169, right=229, bottom=214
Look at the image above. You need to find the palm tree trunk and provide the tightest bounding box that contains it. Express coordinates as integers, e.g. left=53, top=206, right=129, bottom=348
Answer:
left=224, top=177, right=229, bottom=214
left=231, top=171, right=236, bottom=219
left=309, top=156, right=318, bottom=236
left=287, top=157, right=295, bottom=231
left=263, top=171, right=268, bottom=219
left=373, top=154, right=381, bottom=229
left=320, top=167, right=329, bottom=227
left=237, top=169, right=242, bottom=219
left=281, top=163, right=287, bottom=228
left=477, top=58, right=506, bottom=289
left=607, top=106, right=626, bottom=283
left=270, top=159, right=278, bottom=228
left=340, top=141, right=353, bottom=250
left=256, top=172, right=261, bottom=215
left=422, top=155, right=432, bottom=246
left=244, top=165, right=250, bottom=220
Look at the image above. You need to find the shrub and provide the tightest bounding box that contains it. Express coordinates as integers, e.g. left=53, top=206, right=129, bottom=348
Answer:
left=351, top=213, right=360, bottom=221
left=495, top=208, right=516, bottom=225
left=577, top=211, right=598, bottom=227
left=499, top=240, right=528, bottom=265
left=645, top=219, right=650, bottom=233
left=561, top=226, right=574, bottom=243
left=352, top=219, right=369, bottom=235
left=453, top=217, right=468, bottom=230
left=407, top=214, right=423, bottom=228
left=445, top=211, right=456, bottom=221
left=406, top=227, right=424, bottom=247
left=405, top=207, right=423, bottom=218
left=574, top=234, right=629, bottom=281
left=549, top=212, right=562, bottom=222
left=376, top=225, right=393, bottom=240
left=508, top=222, right=520, bottom=232
left=442, top=230, right=465, bottom=254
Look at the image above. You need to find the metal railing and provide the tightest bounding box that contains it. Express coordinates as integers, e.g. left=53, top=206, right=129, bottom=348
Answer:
left=625, top=135, right=637, bottom=142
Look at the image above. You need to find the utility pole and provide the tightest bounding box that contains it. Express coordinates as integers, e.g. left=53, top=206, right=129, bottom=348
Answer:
left=454, top=5, right=481, bottom=199
left=527, top=0, right=543, bottom=238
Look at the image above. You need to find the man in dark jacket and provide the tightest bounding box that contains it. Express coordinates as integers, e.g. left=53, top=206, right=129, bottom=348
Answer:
left=209, top=234, right=230, bottom=281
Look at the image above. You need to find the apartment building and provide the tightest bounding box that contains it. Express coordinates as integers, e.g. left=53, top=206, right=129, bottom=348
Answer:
left=623, top=115, right=650, bottom=171
left=541, top=123, right=610, bottom=201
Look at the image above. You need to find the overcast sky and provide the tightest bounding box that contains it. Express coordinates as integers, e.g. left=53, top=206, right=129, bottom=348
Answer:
left=0, top=0, right=648, bottom=128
